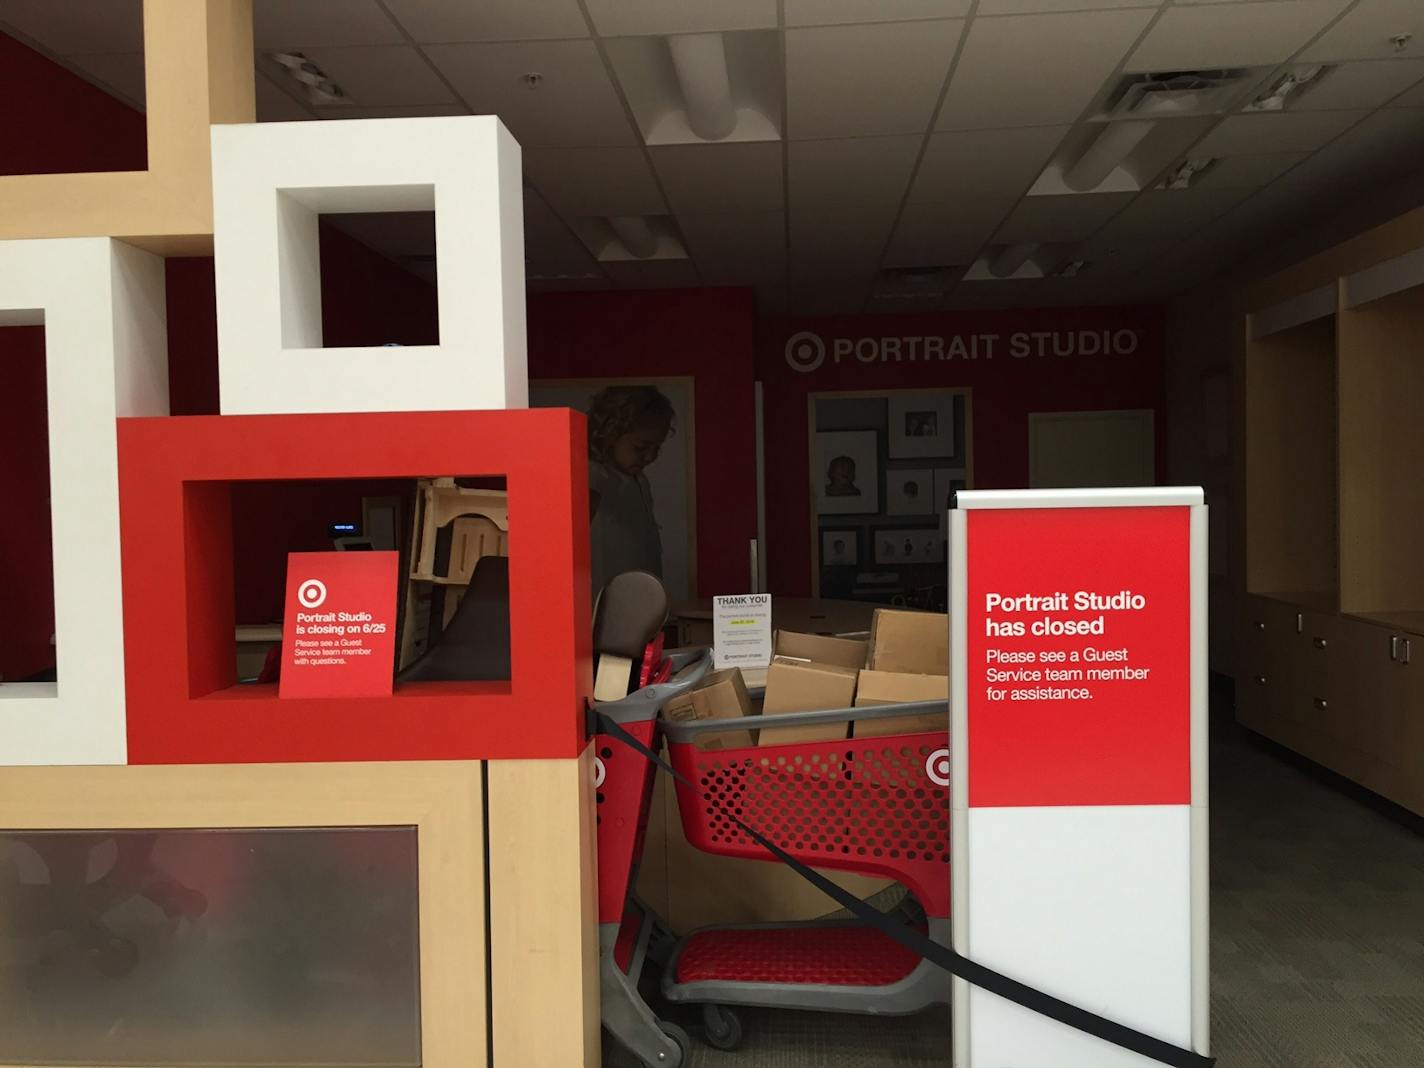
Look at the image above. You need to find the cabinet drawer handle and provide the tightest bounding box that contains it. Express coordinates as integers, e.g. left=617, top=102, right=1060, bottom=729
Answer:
left=1313, top=697, right=1328, bottom=711
left=1312, top=637, right=1328, bottom=649
left=1391, top=635, right=1401, bottom=661
left=1254, top=674, right=1267, bottom=686
left=1255, top=621, right=1265, bottom=632
left=1405, top=639, right=1413, bottom=665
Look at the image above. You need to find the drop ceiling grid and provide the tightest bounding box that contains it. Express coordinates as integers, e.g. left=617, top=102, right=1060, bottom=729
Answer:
left=6, top=0, right=1424, bottom=310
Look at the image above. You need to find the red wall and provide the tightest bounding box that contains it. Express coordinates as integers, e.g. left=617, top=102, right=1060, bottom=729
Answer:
left=0, top=31, right=145, bottom=175
left=758, top=307, right=1166, bottom=595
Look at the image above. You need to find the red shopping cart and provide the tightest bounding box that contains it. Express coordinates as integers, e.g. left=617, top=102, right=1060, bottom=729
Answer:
left=595, top=659, right=950, bottom=1066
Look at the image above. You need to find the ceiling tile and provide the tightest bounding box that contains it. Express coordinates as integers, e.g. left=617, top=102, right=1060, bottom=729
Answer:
left=947, top=279, right=1045, bottom=310
left=583, top=0, right=776, bottom=36
left=1127, top=1, right=1349, bottom=72
left=910, top=125, right=1069, bottom=203
left=425, top=40, right=637, bottom=146
left=255, top=74, right=317, bottom=121
left=677, top=211, right=785, bottom=279
left=383, top=0, right=588, bottom=43
left=787, top=20, right=964, bottom=139
left=67, top=52, right=145, bottom=108
left=254, top=0, right=403, bottom=49
left=1291, top=59, right=1424, bottom=111
left=0, top=0, right=142, bottom=55
left=785, top=0, right=971, bottom=26
left=978, top=0, right=1160, bottom=13
left=1272, top=107, right=1424, bottom=189
left=788, top=136, right=922, bottom=217
left=884, top=200, right=1007, bottom=266
left=524, top=147, right=668, bottom=216
left=524, top=192, right=603, bottom=275
left=1301, top=0, right=1424, bottom=62
left=602, top=259, right=702, bottom=288
left=304, top=45, right=457, bottom=108
left=994, top=192, right=1135, bottom=243
left=1192, top=152, right=1308, bottom=189
left=1392, top=79, right=1424, bottom=107
left=650, top=143, right=784, bottom=213
left=1192, top=110, right=1366, bottom=156
left=1093, top=188, right=1251, bottom=243
left=937, top=9, right=1154, bottom=131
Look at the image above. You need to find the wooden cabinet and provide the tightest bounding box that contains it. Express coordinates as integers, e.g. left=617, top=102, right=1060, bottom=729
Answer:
left=1235, top=594, right=1422, bottom=815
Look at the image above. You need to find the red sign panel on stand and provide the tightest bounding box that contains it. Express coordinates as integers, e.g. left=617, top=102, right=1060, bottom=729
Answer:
left=279, top=551, right=398, bottom=699
left=965, top=504, right=1191, bottom=808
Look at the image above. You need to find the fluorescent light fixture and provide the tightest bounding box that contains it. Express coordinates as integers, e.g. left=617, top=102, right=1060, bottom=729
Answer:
left=987, top=243, right=1038, bottom=279
left=608, top=216, right=659, bottom=259
left=1064, top=120, right=1156, bottom=192
left=667, top=33, right=736, bottom=141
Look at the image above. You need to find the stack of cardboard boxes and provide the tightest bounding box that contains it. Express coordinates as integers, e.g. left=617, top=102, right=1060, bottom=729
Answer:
left=664, top=608, right=948, bottom=747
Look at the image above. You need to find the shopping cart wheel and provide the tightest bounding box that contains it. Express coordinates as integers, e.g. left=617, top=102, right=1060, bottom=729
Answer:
left=701, top=1004, right=744, bottom=1052
left=658, top=1022, right=692, bottom=1065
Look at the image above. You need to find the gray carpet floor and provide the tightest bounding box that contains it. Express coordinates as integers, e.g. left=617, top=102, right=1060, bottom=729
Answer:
left=610, top=704, right=1424, bottom=1066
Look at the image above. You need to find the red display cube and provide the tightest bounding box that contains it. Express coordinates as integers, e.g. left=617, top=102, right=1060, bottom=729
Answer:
left=118, top=409, right=591, bottom=764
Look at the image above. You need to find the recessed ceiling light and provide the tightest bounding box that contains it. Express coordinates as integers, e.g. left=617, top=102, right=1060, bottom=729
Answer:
left=1244, top=65, right=1331, bottom=113
left=268, top=52, right=345, bottom=107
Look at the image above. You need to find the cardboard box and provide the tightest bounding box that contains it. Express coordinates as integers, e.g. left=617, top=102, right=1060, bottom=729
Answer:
left=774, top=630, right=869, bottom=670
left=852, top=669, right=949, bottom=738
left=663, top=668, right=757, bottom=750
left=758, top=657, right=857, bottom=745
left=868, top=609, right=948, bottom=675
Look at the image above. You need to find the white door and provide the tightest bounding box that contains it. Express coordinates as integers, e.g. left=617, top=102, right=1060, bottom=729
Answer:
left=1028, top=409, right=1156, bottom=489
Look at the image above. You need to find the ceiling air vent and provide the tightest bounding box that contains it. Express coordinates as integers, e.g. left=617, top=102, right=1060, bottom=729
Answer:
left=1102, top=69, right=1252, bottom=119
left=1244, top=65, right=1333, bottom=112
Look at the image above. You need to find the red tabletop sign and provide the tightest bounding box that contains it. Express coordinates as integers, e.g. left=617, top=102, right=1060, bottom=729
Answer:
left=279, top=551, right=398, bottom=699
left=966, top=506, right=1191, bottom=809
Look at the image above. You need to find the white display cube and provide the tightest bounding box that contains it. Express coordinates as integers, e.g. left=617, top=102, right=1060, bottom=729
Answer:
left=211, top=116, right=527, bottom=415
left=0, top=238, right=169, bottom=765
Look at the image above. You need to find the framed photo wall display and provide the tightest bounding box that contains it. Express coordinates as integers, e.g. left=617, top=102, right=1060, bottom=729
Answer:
left=814, top=430, right=879, bottom=515
left=889, top=394, right=956, bottom=459
left=887, top=468, right=934, bottom=516
left=821, top=530, right=859, bottom=567
left=873, top=529, right=945, bottom=565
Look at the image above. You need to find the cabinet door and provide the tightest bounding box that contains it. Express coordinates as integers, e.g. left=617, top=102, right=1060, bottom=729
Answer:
left=1236, top=596, right=1295, bottom=740
left=1328, top=617, right=1398, bottom=788
left=1369, top=636, right=1424, bottom=816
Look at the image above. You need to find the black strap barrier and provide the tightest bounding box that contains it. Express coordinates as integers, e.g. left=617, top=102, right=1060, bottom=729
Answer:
left=594, top=709, right=1214, bottom=1068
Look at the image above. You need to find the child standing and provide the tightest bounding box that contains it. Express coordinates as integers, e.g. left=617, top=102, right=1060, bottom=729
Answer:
left=587, top=385, right=674, bottom=597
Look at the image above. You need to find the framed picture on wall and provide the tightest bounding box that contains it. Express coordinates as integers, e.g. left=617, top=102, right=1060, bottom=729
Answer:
left=814, top=430, right=879, bottom=515
left=530, top=377, right=696, bottom=600
left=873, top=529, right=945, bottom=565
left=888, top=394, right=956, bottom=459
left=821, top=529, right=859, bottom=567
left=886, top=469, right=934, bottom=516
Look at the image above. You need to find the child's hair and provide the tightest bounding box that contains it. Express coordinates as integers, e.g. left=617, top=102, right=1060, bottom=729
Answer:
left=587, top=385, right=676, bottom=461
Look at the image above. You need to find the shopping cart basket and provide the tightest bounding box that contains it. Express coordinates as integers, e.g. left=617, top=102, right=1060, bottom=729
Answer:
left=658, top=702, right=951, bottom=1050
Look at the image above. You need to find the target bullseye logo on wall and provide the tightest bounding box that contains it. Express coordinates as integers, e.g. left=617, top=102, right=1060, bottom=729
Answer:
left=279, top=551, right=399, bottom=699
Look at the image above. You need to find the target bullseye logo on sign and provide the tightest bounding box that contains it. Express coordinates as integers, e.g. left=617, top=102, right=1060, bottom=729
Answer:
left=594, top=757, right=606, bottom=789
left=297, top=579, right=327, bottom=608
left=280, top=551, right=399, bottom=699
left=925, top=747, right=951, bottom=787
left=784, top=331, right=826, bottom=373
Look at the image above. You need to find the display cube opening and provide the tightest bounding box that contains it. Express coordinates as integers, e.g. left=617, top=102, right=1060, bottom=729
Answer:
left=118, top=409, right=589, bottom=765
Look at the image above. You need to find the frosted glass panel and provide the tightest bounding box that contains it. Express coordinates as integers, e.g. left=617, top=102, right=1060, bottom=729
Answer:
left=0, top=827, right=421, bottom=1066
